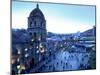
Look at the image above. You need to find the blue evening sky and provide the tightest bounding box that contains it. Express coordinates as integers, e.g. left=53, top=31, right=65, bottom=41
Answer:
left=12, top=1, right=96, bottom=34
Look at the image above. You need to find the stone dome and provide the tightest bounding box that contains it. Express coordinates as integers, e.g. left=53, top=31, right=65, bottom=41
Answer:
left=29, top=4, right=45, bottom=20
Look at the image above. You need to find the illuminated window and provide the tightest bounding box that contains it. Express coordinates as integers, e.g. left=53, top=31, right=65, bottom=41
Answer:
left=11, top=59, right=15, bottom=64
left=25, top=48, right=28, bottom=51
left=31, top=38, right=34, bottom=42
left=61, top=44, right=63, bottom=47
left=36, top=46, right=38, bottom=49
left=17, top=58, right=20, bottom=62
left=36, top=50, right=39, bottom=53
left=18, top=50, right=20, bottom=54
left=25, top=54, right=28, bottom=58
left=38, top=36, right=41, bottom=41
left=39, top=56, right=41, bottom=61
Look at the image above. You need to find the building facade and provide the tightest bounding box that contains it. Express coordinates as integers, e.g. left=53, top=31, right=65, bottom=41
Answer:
left=27, top=4, right=47, bottom=64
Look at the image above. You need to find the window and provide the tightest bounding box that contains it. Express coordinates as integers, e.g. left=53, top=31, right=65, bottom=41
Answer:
left=29, top=32, right=32, bottom=36
left=34, top=32, right=36, bottom=40
left=41, top=22, right=42, bottom=27
left=34, top=21, right=36, bottom=26
left=41, top=33, right=42, bottom=40
left=30, top=22, right=32, bottom=27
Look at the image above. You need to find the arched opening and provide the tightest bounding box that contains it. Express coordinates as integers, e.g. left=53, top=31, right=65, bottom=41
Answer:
left=41, top=22, right=42, bottom=27
left=34, top=21, right=36, bottom=26
left=30, top=22, right=32, bottom=27
left=34, top=32, right=36, bottom=40
left=41, top=33, right=42, bottom=41
left=29, top=32, right=32, bottom=36
left=29, top=57, right=35, bottom=69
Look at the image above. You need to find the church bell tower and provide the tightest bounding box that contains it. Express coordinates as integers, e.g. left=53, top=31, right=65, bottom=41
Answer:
left=27, top=4, right=47, bottom=63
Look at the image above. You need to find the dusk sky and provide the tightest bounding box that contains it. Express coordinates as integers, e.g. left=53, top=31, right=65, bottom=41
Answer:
left=12, top=1, right=96, bottom=34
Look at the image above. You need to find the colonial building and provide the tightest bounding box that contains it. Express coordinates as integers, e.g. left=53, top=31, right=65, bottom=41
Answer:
left=27, top=4, right=47, bottom=64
